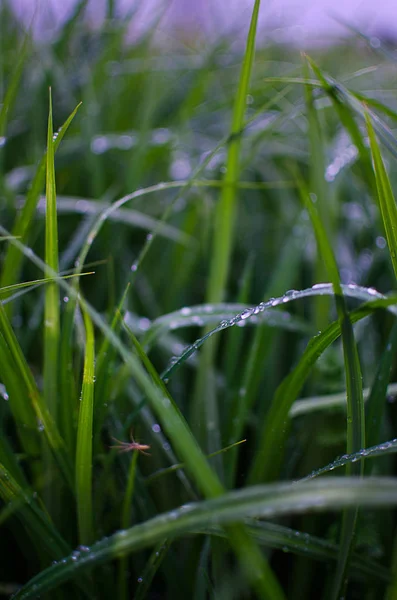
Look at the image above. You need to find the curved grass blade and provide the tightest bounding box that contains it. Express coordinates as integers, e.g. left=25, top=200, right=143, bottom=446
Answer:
left=300, top=437, right=397, bottom=483
left=161, top=286, right=397, bottom=384
left=290, top=382, right=397, bottom=419
left=44, top=195, right=192, bottom=244
left=202, top=520, right=390, bottom=583
left=305, top=56, right=375, bottom=191
left=366, top=109, right=397, bottom=281
left=0, top=272, right=93, bottom=300
left=140, top=303, right=310, bottom=349
left=75, top=307, right=95, bottom=545
left=13, top=477, right=397, bottom=599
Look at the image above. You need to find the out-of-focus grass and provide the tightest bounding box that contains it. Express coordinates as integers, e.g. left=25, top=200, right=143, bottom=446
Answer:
left=2, top=1, right=397, bottom=598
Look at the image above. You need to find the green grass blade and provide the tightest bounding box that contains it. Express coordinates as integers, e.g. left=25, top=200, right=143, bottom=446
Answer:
left=290, top=382, right=397, bottom=419
left=0, top=102, right=81, bottom=296
left=366, top=109, right=397, bottom=281
left=191, top=0, right=261, bottom=462
left=287, top=176, right=364, bottom=599
left=301, top=437, right=397, bottom=482
left=0, top=333, right=39, bottom=461
left=0, top=302, right=74, bottom=489
left=246, top=300, right=386, bottom=485
left=206, top=0, right=260, bottom=305
left=43, top=88, right=60, bottom=419
left=161, top=288, right=396, bottom=386
left=118, top=451, right=139, bottom=600
left=93, top=284, right=130, bottom=447
left=75, top=306, right=95, bottom=545
left=13, top=477, right=397, bottom=599
left=134, top=540, right=171, bottom=600
left=0, top=33, right=29, bottom=139
left=365, top=321, right=397, bottom=454
left=305, top=56, right=374, bottom=192
left=0, top=461, right=70, bottom=560
left=0, top=271, right=92, bottom=300
left=141, top=303, right=309, bottom=349
left=204, top=521, right=389, bottom=583
left=224, top=217, right=309, bottom=485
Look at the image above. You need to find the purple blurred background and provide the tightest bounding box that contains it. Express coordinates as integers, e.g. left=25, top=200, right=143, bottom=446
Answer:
left=6, top=0, right=397, bottom=46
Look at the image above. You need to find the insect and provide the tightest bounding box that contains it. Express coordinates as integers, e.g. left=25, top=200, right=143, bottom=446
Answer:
left=110, top=430, right=151, bottom=456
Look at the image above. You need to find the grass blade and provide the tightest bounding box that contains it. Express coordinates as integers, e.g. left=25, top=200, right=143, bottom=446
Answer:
left=75, top=306, right=95, bottom=545
left=0, top=102, right=81, bottom=296
left=366, top=109, right=397, bottom=281
left=43, top=88, right=60, bottom=419
left=0, top=303, right=74, bottom=489
left=295, top=174, right=365, bottom=599
left=13, top=477, right=397, bottom=599
left=0, top=33, right=29, bottom=139
left=365, top=321, right=397, bottom=454
left=192, top=0, right=261, bottom=459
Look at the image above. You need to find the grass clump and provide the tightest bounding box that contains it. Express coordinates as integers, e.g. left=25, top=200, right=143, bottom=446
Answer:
left=1, top=1, right=397, bottom=598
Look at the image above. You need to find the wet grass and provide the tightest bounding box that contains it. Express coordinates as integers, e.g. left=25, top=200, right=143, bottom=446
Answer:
left=1, top=1, right=397, bottom=598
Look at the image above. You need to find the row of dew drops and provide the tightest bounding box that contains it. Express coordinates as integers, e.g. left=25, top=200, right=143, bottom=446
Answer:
left=162, top=282, right=386, bottom=381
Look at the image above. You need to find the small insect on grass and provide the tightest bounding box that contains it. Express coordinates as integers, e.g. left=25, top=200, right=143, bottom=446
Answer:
left=110, top=430, right=151, bottom=456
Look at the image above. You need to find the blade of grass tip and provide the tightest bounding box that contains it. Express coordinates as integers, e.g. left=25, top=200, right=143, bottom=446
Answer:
left=118, top=451, right=139, bottom=600
left=75, top=306, right=95, bottom=546
left=365, top=108, right=397, bottom=281
left=145, top=440, right=247, bottom=486
left=0, top=102, right=82, bottom=311
left=2, top=227, right=284, bottom=600
left=296, top=175, right=365, bottom=600
left=192, top=0, right=261, bottom=464
left=12, top=477, right=397, bottom=600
